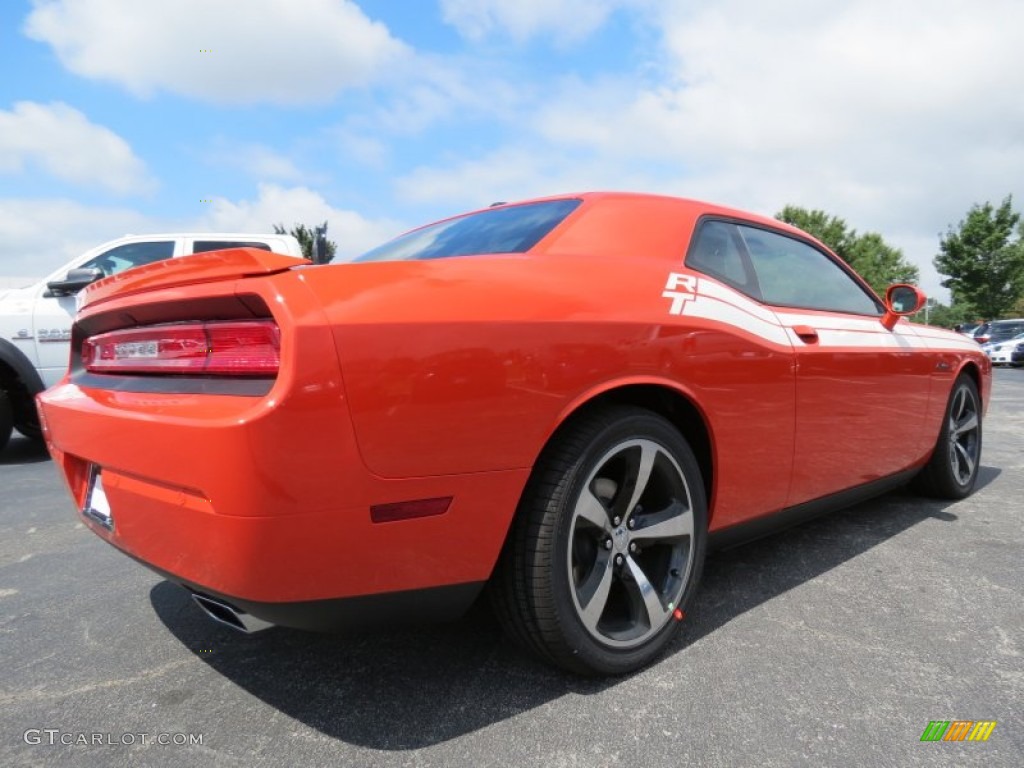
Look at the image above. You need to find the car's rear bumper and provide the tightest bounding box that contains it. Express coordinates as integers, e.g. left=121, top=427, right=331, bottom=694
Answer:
left=155, top=563, right=486, bottom=633
left=38, top=380, right=528, bottom=623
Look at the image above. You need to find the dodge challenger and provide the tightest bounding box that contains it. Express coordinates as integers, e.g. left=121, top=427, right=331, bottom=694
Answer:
left=36, top=192, right=991, bottom=675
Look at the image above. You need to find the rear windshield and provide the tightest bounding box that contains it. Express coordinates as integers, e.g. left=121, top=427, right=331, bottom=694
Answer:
left=355, top=199, right=582, bottom=262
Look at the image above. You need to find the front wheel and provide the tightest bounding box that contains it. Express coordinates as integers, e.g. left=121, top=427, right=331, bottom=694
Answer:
left=914, top=374, right=982, bottom=499
left=491, top=406, right=707, bottom=675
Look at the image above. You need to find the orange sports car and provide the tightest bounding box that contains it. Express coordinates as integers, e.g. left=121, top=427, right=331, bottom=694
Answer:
left=37, top=192, right=991, bottom=675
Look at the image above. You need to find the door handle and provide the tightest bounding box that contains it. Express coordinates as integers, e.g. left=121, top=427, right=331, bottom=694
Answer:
left=791, top=325, right=819, bottom=344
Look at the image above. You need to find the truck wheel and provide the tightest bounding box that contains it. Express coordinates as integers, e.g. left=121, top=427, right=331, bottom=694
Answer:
left=0, top=389, right=13, bottom=454
left=14, top=408, right=42, bottom=441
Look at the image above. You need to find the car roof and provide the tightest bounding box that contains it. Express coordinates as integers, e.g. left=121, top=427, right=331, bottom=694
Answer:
left=545, top=191, right=817, bottom=238
left=485, top=191, right=835, bottom=257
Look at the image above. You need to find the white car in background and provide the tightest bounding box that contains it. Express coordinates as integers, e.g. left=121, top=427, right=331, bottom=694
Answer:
left=0, top=232, right=304, bottom=452
left=982, top=331, right=1024, bottom=366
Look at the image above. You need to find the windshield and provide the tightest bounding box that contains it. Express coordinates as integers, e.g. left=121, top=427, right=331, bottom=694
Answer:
left=355, top=199, right=582, bottom=262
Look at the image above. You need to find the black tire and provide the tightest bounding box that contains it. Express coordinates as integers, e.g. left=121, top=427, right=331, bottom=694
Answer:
left=491, top=406, right=707, bottom=675
left=14, top=406, right=42, bottom=442
left=2, top=379, right=43, bottom=442
left=0, top=388, right=13, bottom=454
left=914, top=374, right=982, bottom=499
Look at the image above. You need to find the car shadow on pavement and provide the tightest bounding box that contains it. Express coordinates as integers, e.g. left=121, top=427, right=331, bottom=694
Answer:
left=675, top=465, right=1000, bottom=652
left=150, top=465, right=1001, bottom=750
left=0, top=435, right=50, bottom=465
left=150, top=581, right=586, bottom=749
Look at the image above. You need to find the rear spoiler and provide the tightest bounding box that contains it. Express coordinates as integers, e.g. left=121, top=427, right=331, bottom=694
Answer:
left=80, top=248, right=311, bottom=310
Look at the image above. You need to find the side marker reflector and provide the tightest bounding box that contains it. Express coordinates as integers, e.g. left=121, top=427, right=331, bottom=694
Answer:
left=371, top=497, right=452, bottom=524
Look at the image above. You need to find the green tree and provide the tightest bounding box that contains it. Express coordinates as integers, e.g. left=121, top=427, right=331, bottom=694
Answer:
left=909, top=300, right=973, bottom=328
left=1011, top=294, right=1024, bottom=318
left=776, top=205, right=919, bottom=293
left=933, top=197, right=1024, bottom=319
left=273, top=222, right=337, bottom=263
left=776, top=206, right=849, bottom=253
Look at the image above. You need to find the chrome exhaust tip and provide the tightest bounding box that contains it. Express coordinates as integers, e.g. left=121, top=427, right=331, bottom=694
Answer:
left=190, top=593, right=274, bottom=633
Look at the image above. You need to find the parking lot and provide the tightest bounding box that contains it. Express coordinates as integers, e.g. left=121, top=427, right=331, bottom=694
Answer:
left=1, top=369, right=1021, bottom=767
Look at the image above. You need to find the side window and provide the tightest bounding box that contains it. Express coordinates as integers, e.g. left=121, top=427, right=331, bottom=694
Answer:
left=193, top=241, right=272, bottom=253
left=685, top=220, right=760, bottom=298
left=80, top=241, right=175, bottom=277
left=739, top=226, right=881, bottom=315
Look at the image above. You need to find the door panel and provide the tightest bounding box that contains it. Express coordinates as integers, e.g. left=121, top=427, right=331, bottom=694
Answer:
left=712, top=220, right=934, bottom=506
left=776, top=311, right=932, bottom=505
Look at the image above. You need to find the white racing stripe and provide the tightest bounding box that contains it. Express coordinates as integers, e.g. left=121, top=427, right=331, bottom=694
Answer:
left=679, top=279, right=792, bottom=347
left=679, top=275, right=982, bottom=353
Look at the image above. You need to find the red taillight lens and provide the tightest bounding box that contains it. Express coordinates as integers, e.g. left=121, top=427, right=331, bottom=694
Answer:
left=81, top=320, right=280, bottom=376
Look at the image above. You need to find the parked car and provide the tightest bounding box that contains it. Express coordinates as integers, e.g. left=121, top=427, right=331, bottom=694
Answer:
left=0, top=232, right=303, bottom=452
left=983, top=331, right=1024, bottom=366
left=971, top=322, right=993, bottom=344
left=36, top=193, right=991, bottom=675
left=953, top=321, right=983, bottom=336
left=984, top=319, right=1024, bottom=347
left=1012, top=343, right=1024, bottom=366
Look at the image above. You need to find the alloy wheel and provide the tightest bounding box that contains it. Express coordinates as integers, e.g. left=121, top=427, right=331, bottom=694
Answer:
left=567, top=438, right=695, bottom=648
left=948, top=384, right=980, bottom=486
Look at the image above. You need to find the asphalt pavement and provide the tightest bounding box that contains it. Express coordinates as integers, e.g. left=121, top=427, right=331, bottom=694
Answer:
left=1, top=369, right=1022, bottom=767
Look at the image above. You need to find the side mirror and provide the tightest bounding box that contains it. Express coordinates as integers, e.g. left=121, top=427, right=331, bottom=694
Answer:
left=881, top=283, right=926, bottom=330
left=46, top=267, right=105, bottom=297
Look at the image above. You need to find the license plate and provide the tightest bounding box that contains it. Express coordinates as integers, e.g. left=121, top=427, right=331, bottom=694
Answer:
left=83, top=466, right=114, bottom=530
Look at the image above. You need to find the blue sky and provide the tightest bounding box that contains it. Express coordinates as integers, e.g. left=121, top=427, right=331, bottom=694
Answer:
left=2, top=0, right=1023, bottom=300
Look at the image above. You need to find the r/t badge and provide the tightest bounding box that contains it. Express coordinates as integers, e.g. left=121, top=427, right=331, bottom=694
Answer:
left=662, top=273, right=697, bottom=315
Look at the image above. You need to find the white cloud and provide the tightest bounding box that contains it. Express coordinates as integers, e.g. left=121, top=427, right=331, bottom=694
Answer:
left=440, top=0, right=633, bottom=44
left=13, top=2, right=1024, bottom=302
left=0, top=101, right=155, bottom=194
left=351, top=52, right=527, bottom=139
left=0, top=198, right=153, bottom=277
left=0, top=185, right=403, bottom=278
left=415, top=0, right=1024, bottom=299
left=205, top=141, right=305, bottom=182
left=332, top=128, right=389, bottom=168
left=24, top=0, right=409, bottom=105
left=396, top=149, right=551, bottom=207
left=200, top=184, right=404, bottom=260
left=394, top=145, right=660, bottom=212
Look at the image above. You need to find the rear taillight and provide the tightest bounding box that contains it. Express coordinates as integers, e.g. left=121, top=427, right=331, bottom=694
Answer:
left=81, top=320, right=280, bottom=376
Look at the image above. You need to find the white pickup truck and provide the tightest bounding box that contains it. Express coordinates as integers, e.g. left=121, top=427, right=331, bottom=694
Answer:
left=0, top=232, right=304, bottom=452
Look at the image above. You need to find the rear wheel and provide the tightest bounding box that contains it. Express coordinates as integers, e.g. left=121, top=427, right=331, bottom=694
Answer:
left=491, top=406, right=707, bottom=675
left=0, top=389, right=13, bottom=454
left=914, top=374, right=982, bottom=499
